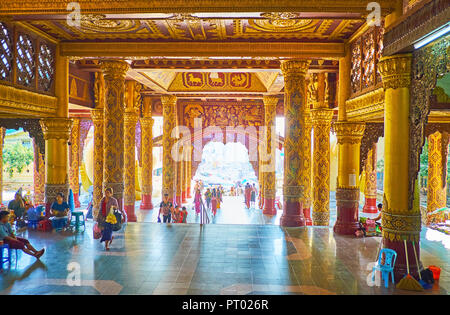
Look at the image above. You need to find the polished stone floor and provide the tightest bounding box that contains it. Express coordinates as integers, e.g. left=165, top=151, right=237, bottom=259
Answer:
left=1, top=213, right=449, bottom=294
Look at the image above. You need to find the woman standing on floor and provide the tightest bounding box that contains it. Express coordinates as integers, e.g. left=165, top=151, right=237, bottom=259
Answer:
left=211, top=188, right=218, bottom=217
left=96, top=187, right=125, bottom=250
left=194, top=187, right=202, bottom=215
left=217, top=186, right=222, bottom=209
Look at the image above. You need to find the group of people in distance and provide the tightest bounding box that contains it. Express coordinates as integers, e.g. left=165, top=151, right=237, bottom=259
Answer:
left=244, top=183, right=258, bottom=209
left=201, top=185, right=223, bottom=217
left=158, top=193, right=188, bottom=224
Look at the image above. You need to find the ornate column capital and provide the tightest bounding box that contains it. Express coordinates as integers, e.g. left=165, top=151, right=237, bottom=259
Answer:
left=280, top=59, right=311, bottom=77
left=262, top=95, right=279, bottom=108
left=140, top=116, right=154, bottom=128
left=333, top=121, right=365, bottom=144
left=100, top=60, right=129, bottom=80
left=378, top=53, right=412, bottom=89
left=124, top=111, right=139, bottom=125
left=91, top=108, right=104, bottom=123
left=161, top=94, right=177, bottom=107
left=311, top=108, right=334, bottom=125
left=40, top=118, right=73, bottom=141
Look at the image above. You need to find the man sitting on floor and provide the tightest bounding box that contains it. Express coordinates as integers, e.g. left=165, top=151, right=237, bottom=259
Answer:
left=0, top=211, right=45, bottom=259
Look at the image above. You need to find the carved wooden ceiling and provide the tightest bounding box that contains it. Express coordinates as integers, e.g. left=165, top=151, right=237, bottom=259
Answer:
left=20, top=17, right=364, bottom=42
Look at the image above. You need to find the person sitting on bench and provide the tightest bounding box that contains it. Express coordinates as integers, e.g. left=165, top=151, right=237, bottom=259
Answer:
left=0, top=211, right=45, bottom=259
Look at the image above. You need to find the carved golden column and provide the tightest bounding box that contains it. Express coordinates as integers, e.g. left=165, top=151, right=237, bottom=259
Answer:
left=123, top=80, right=140, bottom=222
left=162, top=95, right=177, bottom=202
left=91, top=108, right=104, bottom=218
left=69, top=118, right=81, bottom=208
left=300, top=112, right=313, bottom=225
left=280, top=59, right=310, bottom=227
left=100, top=60, right=129, bottom=212
left=310, top=72, right=333, bottom=226
left=426, top=131, right=449, bottom=224
left=91, top=72, right=105, bottom=219
left=258, top=153, right=265, bottom=210
left=33, top=140, right=45, bottom=205
left=261, top=95, right=277, bottom=214
left=140, top=96, right=154, bottom=210
left=311, top=109, right=334, bottom=226
left=379, top=53, right=421, bottom=281
left=363, top=144, right=379, bottom=214
left=40, top=118, right=73, bottom=209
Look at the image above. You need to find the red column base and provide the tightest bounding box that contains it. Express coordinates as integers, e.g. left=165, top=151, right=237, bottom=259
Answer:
left=124, top=204, right=137, bottom=222
left=303, top=207, right=312, bottom=226
left=384, top=238, right=421, bottom=282
left=140, top=194, right=153, bottom=210
left=280, top=201, right=306, bottom=227
left=175, top=195, right=182, bottom=206
left=333, top=205, right=359, bottom=235
left=187, top=189, right=192, bottom=199
left=263, top=198, right=276, bottom=215
left=182, top=191, right=187, bottom=204
left=73, top=193, right=81, bottom=208
left=363, top=197, right=378, bottom=214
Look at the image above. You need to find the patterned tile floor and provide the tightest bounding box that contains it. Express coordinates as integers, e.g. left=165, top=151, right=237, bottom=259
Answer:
left=0, top=196, right=449, bottom=295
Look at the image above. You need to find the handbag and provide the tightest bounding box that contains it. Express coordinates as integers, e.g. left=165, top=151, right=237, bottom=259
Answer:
left=93, top=223, right=102, bottom=239
left=112, top=209, right=122, bottom=231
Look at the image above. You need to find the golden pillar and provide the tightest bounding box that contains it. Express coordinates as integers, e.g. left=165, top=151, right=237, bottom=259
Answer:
left=363, top=144, right=379, bottom=214
left=100, top=60, right=129, bottom=211
left=261, top=95, right=277, bottom=215
left=333, top=122, right=365, bottom=234
left=33, top=140, right=45, bottom=205
left=300, top=112, right=313, bottom=225
left=123, top=80, right=140, bottom=222
left=41, top=51, right=71, bottom=209
left=162, top=95, right=177, bottom=202
left=379, top=54, right=421, bottom=280
left=426, top=131, right=449, bottom=224
left=91, top=108, right=104, bottom=218
left=69, top=118, right=81, bottom=208
left=140, top=96, right=154, bottom=210
left=258, top=154, right=265, bottom=210
left=311, top=108, right=334, bottom=226
left=40, top=118, right=73, bottom=208
left=280, top=59, right=310, bottom=227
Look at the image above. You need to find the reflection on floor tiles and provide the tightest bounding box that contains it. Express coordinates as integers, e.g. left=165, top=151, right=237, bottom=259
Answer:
left=1, top=216, right=449, bottom=295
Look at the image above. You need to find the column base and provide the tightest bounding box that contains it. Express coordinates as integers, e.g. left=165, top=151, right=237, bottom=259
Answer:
left=73, top=193, right=81, bottom=208
left=334, top=188, right=360, bottom=235
left=312, top=212, right=330, bottom=226
left=303, top=207, right=312, bottom=226
left=140, top=194, right=153, bottom=210
left=333, top=205, right=359, bottom=235
left=363, top=197, right=378, bottom=214
left=263, top=198, right=276, bottom=215
left=124, top=204, right=137, bottom=222
left=383, top=238, right=421, bottom=282
left=280, top=201, right=306, bottom=227
left=187, top=189, right=192, bottom=199
left=182, top=191, right=187, bottom=204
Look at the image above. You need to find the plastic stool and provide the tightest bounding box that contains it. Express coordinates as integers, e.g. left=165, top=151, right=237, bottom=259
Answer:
left=0, top=243, right=11, bottom=270
left=70, top=211, right=86, bottom=232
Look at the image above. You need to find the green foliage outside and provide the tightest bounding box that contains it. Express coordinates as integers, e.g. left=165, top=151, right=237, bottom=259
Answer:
left=3, top=142, right=34, bottom=177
